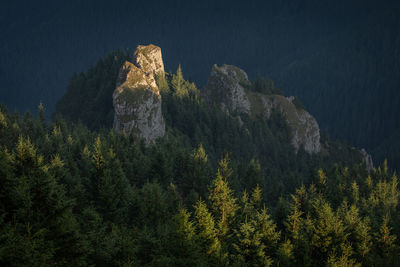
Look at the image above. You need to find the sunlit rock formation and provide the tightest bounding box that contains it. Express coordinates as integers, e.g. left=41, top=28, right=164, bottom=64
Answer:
left=113, top=44, right=165, bottom=143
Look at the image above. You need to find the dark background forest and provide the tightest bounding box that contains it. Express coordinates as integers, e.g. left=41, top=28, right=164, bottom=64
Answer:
left=1, top=0, right=400, bottom=169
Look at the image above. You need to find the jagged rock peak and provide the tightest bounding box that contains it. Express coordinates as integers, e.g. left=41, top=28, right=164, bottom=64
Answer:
left=133, top=44, right=165, bottom=77
left=215, top=64, right=250, bottom=85
left=203, top=63, right=321, bottom=154
left=113, top=44, right=165, bottom=143
left=203, top=64, right=251, bottom=114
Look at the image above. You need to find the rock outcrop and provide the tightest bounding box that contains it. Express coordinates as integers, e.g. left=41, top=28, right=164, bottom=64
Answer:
left=203, top=64, right=251, bottom=114
left=113, top=44, right=165, bottom=143
left=258, top=94, right=321, bottom=153
left=361, top=148, right=374, bottom=172
left=203, top=64, right=321, bottom=154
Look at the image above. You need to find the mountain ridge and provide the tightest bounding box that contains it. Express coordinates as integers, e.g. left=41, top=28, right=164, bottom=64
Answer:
left=114, top=44, right=321, bottom=154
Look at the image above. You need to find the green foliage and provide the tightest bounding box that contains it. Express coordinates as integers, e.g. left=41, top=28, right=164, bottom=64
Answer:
left=155, top=73, right=169, bottom=93
left=194, top=200, right=220, bottom=260
left=172, top=64, right=185, bottom=97
left=54, top=52, right=364, bottom=205
left=55, top=49, right=129, bottom=129
left=250, top=75, right=283, bottom=95
left=0, top=110, right=7, bottom=128
left=0, top=136, right=84, bottom=266
left=244, top=158, right=263, bottom=192
left=1, top=54, right=399, bottom=264
left=0, top=107, right=399, bottom=265
left=208, top=156, right=238, bottom=239
left=169, top=65, right=198, bottom=99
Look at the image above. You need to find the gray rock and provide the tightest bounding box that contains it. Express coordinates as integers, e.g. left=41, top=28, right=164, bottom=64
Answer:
left=203, top=64, right=251, bottom=114
left=258, top=94, right=320, bottom=153
left=113, top=44, right=165, bottom=143
left=203, top=64, right=321, bottom=154
left=361, top=148, right=374, bottom=172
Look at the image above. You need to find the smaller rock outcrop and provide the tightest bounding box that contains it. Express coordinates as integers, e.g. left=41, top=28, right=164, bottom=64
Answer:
left=113, top=44, right=165, bottom=143
left=361, top=148, right=374, bottom=172
left=203, top=64, right=251, bottom=114
left=203, top=64, right=321, bottom=154
left=257, top=95, right=321, bottom=153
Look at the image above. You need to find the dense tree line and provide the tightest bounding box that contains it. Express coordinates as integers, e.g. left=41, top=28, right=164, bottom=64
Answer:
left=3, top=0, right=399, bottom=171
left=0, top=102, right=399, bottom=265
left=56, top=57, right=364, bottom=199
left=1, top=47, right=393, bottom=265
left=55, top=50, right=130, bottom=129
left=0, top=68, right=390, bottom=266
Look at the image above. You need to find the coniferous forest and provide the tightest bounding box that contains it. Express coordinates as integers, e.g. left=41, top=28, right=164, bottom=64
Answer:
left=1, top=1, right=400, bottom=266
left=1, top=57, right=400, bottom=266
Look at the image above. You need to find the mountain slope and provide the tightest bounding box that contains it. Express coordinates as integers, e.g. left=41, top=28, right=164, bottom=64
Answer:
left=55, top=46, right=366, bottom=198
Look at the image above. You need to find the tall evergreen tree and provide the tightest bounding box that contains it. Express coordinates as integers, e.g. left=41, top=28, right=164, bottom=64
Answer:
left=172, top=64, right=187, bottom=98
left=209, top=155, right=238, bottom=239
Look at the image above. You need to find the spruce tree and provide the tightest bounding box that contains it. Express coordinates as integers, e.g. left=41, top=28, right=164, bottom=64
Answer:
left=172, top=64, right=187, bottom=98
left=209, top=155, right=237, bottom=239
left=194, top=200, right=220, bottom=261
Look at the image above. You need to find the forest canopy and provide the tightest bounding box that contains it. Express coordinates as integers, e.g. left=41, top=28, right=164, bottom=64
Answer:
left=1, top=62, right=397, bottom=265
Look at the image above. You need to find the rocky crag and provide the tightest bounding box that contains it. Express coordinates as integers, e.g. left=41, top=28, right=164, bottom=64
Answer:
left=113, top=44, right=165, bottom=143
left=203, top=64, right=321, bottom=154
left=113, top=47, right=321, bottom=153
left=361, top=148, right=374, bottom=172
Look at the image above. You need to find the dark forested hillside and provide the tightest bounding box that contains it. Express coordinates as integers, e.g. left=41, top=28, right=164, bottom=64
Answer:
left=55, top=50, right=129, bottom=129
left=0, top=101, right=399, bottom=265
left=1, top=1, right=400, bottom=265
left=55, top=57, right=363, bottom=192
left=2, top=0, right=400, bottom=170
left=3, top=52, right=392, bottom=265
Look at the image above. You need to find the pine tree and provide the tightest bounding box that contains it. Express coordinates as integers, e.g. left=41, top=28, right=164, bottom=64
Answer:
left=250, top=184, right=263, bottom=211
left=92, top=136, right=104, bottom=170
left=176, top=208, right=196, bottom=242
left=244, top=159, right=263, bottom=192
left=170, top=208, right=205, bottom=265
left=97, top=147, right=131, bottom=224
left=156, top=73, right=169, bottom=93
left=208, top=155, right=237, bottom=239
left=232, top=217, right=273, bottom=266
left=184, top=144, right=210, bottom=198
left=341, top=203, right=372, bottom=262
left=194, top=200, right=220, bottom=260
left=277, top=239, right=294, bottom=266
left=376, top=214, right=397, bottom=257
left=0, top=136, right=84, bottom=265
left=311, top=199, right=348, bottom=265
left=172, top=64, right=187, bottom=98
left=285, top=195, right=304, bottom=241
left=139, top=182, right=168, bottom=227
left=256, top=207, right=280, bottom=258
left=0, top=110, right=7, bottom=128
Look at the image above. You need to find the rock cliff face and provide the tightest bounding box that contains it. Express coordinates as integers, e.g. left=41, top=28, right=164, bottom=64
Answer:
left=257, top=94, right=321, bottom=153
left=113, top=44, right=165, bottom=143
left=361, top=148, right=374, bottom=172
left=203, top=64, right=251, bottom=114
left=203, top=64, right=321, bottom=154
